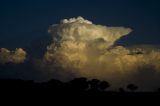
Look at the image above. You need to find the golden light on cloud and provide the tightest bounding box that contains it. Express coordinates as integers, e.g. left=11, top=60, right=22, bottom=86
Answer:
left=40, top=17, right=160, bottom=90
left=0, top=48, right=26, bottom=64
left=0, top=17, right=160, bottom=90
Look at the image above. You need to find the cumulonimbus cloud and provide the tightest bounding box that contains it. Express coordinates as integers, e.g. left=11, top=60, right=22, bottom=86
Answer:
left=42, top=17, right=160, bottom=90
left=1, top=17, right=159, bottom=91
left=0, top=48, right=26, bottom=64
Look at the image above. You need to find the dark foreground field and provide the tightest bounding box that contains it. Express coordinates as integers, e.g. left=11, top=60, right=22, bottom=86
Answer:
left=0, top=78, right=160, bottom=104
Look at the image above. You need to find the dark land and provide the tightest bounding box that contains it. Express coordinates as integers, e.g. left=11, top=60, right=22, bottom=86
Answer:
left=0, top=78, right=160, bottom=98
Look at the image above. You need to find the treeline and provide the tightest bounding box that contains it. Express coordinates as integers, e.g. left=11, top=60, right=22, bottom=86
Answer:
left=0, top=78, right=160, bottom=97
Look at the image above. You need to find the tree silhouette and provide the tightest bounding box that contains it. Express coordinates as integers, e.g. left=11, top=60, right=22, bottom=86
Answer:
left=47, top=79, right=63, bottom=90
left=88, top=79, right=100, bottom=91
left=127, top=84, right=138, bottom=92
left=99, top=81, right=110, bottom=91
left=119, top=88, right=125, bottom=93
left=69, top=77, right=89, bottom=91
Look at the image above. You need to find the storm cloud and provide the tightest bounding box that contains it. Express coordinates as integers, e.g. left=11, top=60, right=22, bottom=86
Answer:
left=1, top=17, right=160, bottom=91
left=43, top=17, right=160, bottom=90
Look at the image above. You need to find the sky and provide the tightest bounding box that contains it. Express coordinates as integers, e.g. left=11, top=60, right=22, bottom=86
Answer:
left=0, top=0, right=160, bottom=91
left=0, top=0, right=160, bottom=49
